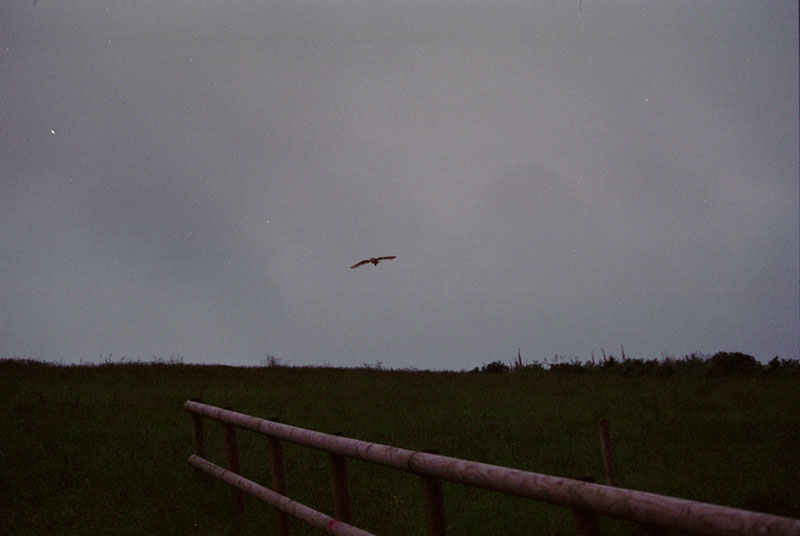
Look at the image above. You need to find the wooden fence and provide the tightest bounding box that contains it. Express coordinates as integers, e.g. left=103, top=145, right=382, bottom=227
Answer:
left=184, top=400, right=800, bottom=536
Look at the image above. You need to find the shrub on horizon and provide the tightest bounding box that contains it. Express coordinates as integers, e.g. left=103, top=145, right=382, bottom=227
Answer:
left=765, top=356, right=800, bottom=375
left=706, top=351, right=760, bottom=376
left=477, top=360, right=510, bottom=373
left=548, top=361, right=586, bottom=374
left=260, top=354, right=291, bottom=368
left=470, top=350, right=799, bottom=377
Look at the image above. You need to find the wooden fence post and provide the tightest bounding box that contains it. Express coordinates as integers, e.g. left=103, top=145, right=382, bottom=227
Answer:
left=420, top=450, right=446, bottom=536
left=572, top=476, right=600, bottom=536
left=268, top=418, right=290, bottom=536
left=189, top=399, right=205, bottom=460
left=222, top=410, right=244, bottom=515
left=599, top=419, right=618, bottom=487
left=329, top=432, right=352, bottom=523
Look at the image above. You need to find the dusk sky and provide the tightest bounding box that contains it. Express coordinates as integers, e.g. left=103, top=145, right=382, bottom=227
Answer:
left=2, top=1, right=797, bottom=369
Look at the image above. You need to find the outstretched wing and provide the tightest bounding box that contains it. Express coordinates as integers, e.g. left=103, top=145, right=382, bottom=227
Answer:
left=350, top=259, right=370, bottom=269
left=376, top=256, right=396, bottom=262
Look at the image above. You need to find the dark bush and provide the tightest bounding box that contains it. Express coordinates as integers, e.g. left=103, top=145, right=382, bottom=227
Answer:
left=548, top=362, right=586, bottom=374
left=670, top=353, right=709, bottom=376
left=614, top=358, right=667, bottom=376
left=767, top=356, right=782, bottom=373
left=597, top=356, right=619, bottom=372
left=519, top=361, right=546, bottom=373
left=706, top=352, right=760, bottom=376
left=472, top=351, right=797, bottom=377
left=481, top=360, right=510, bottom=373
left=766, top=356, right=800, bottom=375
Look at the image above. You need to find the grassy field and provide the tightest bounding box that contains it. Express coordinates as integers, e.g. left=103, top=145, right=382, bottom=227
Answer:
left=1, top=359, right=798, bottom=535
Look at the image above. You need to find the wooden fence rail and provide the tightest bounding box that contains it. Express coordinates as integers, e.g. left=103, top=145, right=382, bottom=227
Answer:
left=184, top=400, right=800, bottom=536
left=189, top=454, right=375, bottom=536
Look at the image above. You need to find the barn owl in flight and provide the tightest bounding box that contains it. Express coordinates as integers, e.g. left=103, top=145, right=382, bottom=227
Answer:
left=350, top=256, right=396, bottom=269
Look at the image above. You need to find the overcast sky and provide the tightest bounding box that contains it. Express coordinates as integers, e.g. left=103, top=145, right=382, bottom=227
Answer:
left=2, top=1, right=797, bottom=369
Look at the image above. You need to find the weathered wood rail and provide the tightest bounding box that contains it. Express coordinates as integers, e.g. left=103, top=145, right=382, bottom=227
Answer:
left=184, top=400, right=800, bottom=536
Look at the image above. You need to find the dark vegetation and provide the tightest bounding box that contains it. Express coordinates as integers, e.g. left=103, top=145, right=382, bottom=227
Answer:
left=473, top=351, right=800, bottom=377
left=1, top=354, right=798, bottom=535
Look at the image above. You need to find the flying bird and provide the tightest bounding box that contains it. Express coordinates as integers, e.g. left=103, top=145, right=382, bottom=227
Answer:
left=350, top=256, right=396, bottom=269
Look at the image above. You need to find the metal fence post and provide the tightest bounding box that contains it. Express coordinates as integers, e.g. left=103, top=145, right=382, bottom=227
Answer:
left=420, top=449, right=446, bottom=536
left=599, top=419, right=618, bottom=487
left=222, top=409, right=244, bottom=515
left=268, top=418, right=290, bottom=536
left=329, top=432, right=352, bottom=523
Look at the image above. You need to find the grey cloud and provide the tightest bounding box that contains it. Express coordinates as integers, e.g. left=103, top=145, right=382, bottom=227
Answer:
left=1, top=1, right=796, bottom=366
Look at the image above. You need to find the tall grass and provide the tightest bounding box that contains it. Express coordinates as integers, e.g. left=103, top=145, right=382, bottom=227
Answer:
left=1, top=359, right=798, bottom=535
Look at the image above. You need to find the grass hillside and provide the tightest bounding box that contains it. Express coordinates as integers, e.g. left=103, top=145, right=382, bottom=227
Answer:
left=1, top=359, right=798, bottom=535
